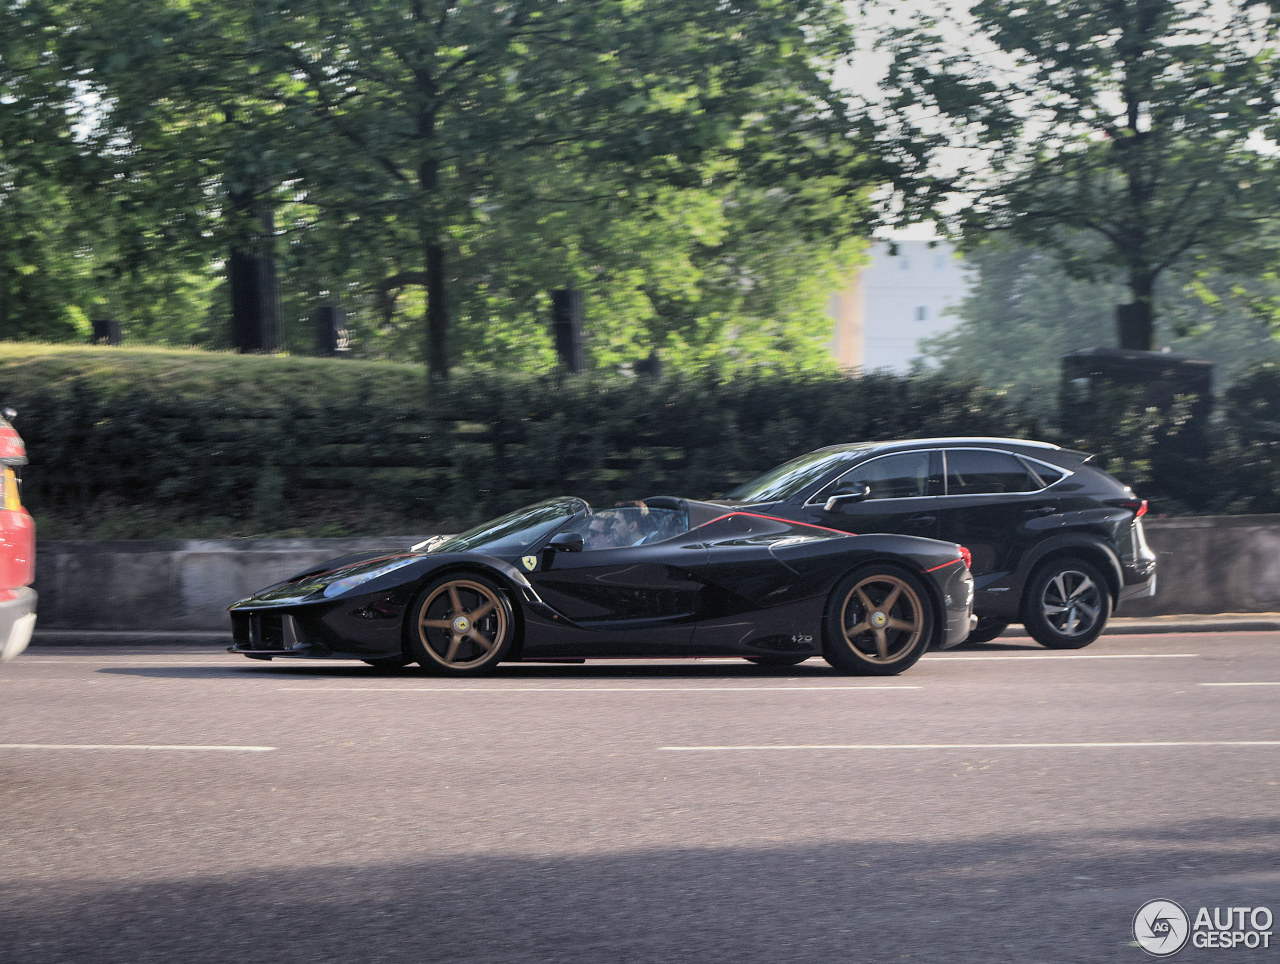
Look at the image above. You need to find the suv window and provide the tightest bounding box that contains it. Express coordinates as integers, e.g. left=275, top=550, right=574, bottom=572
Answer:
left=944, top=449, right=1042, bottom=494
left=824, top=451, right=933, bottom=501
left=1028, top=461, right=1066, bottom=486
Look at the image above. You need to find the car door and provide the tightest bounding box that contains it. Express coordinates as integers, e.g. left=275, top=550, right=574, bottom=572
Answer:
left=931, top=447, right=1065, bottom=581
left=684, top=512, right=854, bottom=656
left=804, top=450, right=943, bottom=542
left=526, top=539, right=709, bottom=654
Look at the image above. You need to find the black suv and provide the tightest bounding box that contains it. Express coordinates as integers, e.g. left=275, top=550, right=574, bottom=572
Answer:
left=720, top=438, right=1157, bottom=648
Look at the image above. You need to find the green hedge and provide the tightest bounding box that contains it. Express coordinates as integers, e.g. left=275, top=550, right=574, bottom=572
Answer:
left=5, top=355, right=1276, bottom=538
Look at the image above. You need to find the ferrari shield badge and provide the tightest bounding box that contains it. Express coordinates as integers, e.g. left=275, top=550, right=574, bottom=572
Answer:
left=522, top=555, right=538, bottom=572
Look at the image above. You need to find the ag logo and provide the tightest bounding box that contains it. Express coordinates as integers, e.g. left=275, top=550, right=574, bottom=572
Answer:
left=1133, top=899, right=1190, bottom=957
left=521, top=555, right=538, bottom=572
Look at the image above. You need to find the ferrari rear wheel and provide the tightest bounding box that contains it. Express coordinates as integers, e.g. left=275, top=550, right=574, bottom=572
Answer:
left=822, top=566, right=933, bottom=676
left=407, top=573, right=514, bottom=675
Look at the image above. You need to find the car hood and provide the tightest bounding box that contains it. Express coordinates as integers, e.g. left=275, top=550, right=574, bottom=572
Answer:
left=229, top=550, right=532, bottom=610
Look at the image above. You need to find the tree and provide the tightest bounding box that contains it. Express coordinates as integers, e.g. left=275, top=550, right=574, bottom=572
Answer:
left=20, top=0, right=880, bottom=371
left=875, top=0, right=1280, bottom=350
left=61, top=0, right=303, bottom=353
left=918, top=236, right=1280, bottom=408
left=0, top=0, right=89, bottom=340
left=264, top=0, right=875, bottom=380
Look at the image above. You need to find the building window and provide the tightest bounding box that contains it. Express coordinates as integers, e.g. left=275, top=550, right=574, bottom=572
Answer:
left=915, top=305, right=929, bottom=322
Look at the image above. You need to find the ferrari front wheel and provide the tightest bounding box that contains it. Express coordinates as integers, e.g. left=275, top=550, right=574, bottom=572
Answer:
left=822, top=566, right=933, bottom=676
left=406, top=573, right=514, bottom=675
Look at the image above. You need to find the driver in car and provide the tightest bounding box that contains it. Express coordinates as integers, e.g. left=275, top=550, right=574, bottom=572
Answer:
left=582, top=502, right=660, bottom=549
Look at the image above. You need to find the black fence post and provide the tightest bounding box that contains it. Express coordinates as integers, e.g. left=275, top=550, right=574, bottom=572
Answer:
left=90, top=319, right=123, bottom=346
left=314, top=306, right=349, bottom=356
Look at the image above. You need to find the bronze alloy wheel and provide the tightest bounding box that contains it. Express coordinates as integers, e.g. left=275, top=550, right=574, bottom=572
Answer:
left=823, top=567, right=932, bottom=675
left=408, top=575, right=513, bottom=673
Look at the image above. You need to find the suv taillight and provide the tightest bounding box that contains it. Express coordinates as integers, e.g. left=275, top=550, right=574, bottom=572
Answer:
left=958, top=545, right=972, bottom=569
left=1122, top=499, right=1148, bottom=518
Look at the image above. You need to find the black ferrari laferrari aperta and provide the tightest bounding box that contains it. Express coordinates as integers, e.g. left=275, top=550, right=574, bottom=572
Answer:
left=229, top=496, right=975, bottom=676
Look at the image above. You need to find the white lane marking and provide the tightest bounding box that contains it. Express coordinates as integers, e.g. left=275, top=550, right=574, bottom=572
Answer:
left=662, top=740, right=1280, bottom=751
left=0, top=743, right=276, bottom=752
left=11, top=653, right=1199, bottom=667
left=1201, top=682, right=1280, bottom=686
left=930, top=653, right=1198, bottom=660
left=276, top=685, right=920, bottom=693
left=4, top=659, right=235, bottom=665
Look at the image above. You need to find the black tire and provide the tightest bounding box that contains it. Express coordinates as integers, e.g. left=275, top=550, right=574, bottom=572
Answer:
left=963, top=616, right=1010, bottom=645
left=1022, top=557, right=1112, bottom=649
left=821, top=566, right=934, bottom=676
left=405, top=573, right=515, bottom=675
left=744, top=655, right=810, bottom=667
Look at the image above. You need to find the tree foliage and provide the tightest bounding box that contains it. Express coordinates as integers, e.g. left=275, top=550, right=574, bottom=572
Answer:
left=919, top=237, right=1280, bottom=410
left=0, top=0, right=90, bottom=340
left=263, top=0, right=879, bottom=379
left=6, top=0, right=883, bottom=378
left=873, top=0, right=1280, bottom=350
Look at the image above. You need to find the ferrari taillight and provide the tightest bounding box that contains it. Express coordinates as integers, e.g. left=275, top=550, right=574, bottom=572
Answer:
left=958, top=545, right=972, bottom=569
left=1122, top=499, right=1148, bottom=518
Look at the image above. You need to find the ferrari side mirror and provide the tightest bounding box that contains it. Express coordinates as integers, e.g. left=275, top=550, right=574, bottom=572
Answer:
left=547, top=531, right=585, bottom=552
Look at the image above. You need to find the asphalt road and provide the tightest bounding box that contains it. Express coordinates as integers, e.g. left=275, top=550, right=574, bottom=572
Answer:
left=2, top=632, right=1278, bottom=963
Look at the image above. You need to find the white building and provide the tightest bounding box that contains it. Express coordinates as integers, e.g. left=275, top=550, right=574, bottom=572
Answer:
left=830, top=239, right=972, bottom=373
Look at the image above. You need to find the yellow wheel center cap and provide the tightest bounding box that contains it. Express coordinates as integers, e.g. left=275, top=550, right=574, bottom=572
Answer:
left=870, top=611, right=888, bottom=629
left=452, top=616, right=470, bottom=634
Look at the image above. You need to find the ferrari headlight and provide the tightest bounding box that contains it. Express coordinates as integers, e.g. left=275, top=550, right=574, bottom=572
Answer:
left=322, top=558, right=419, bottom=598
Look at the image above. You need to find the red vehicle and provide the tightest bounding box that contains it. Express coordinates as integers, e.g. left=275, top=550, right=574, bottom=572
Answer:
left=0, top=409, right=35, bottom=662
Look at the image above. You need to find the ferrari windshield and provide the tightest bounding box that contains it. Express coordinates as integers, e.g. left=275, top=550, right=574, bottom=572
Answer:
left=726, top=447, right=868, bottom=503
left=429, top=497, right=588, bottom=554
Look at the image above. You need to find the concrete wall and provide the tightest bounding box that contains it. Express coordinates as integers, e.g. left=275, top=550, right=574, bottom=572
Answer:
left=1123, top=515, right=1280, bottom=616
left=35, top=535, right=427, bottom=631
left=31, top=516, right=1280, bottom=632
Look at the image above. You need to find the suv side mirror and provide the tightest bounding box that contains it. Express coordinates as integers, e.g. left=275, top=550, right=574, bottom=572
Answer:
left=824, top=483, right=871, bottom=513
left=547, top=531, right=585, bottom=552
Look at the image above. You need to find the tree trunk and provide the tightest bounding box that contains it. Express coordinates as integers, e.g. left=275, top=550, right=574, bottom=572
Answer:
left=228, top=188, right=280, bottom=354
left=1117, top=270, right=1156, bottom=351
left=1116, top=301, right=1153, bottom=351
left=425, top=239, right=448, bottom=383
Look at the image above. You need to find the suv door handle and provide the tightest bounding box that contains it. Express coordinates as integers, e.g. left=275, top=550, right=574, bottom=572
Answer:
left=1024, top=505, right=1058, bottom=517
left=904, top=514, right=936, bottom=527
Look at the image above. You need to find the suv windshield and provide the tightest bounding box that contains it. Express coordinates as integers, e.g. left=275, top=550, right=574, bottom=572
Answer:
left=726, top=447, right=867, bottom=503
left=430, top=497, right=587, bottom=554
